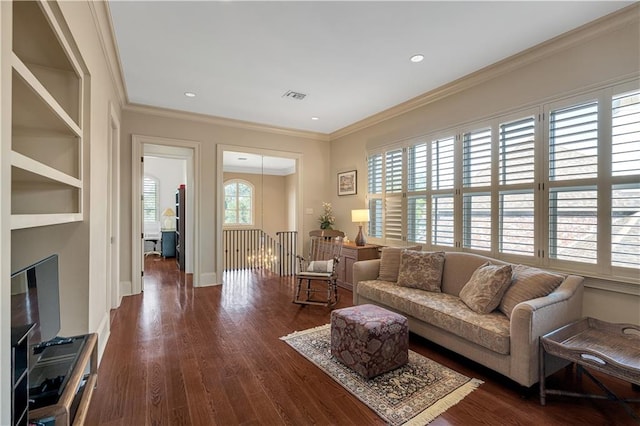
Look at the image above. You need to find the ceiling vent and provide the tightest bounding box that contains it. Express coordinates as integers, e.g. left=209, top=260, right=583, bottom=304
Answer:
left=282, top=90, right=307, bottom=100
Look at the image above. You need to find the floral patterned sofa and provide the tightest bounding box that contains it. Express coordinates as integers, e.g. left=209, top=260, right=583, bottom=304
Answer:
left=352, top=250, right=584, bottom=387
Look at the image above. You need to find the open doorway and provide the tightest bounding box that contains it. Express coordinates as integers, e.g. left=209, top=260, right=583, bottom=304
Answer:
left=217, top=146, right=302, bottom=279
left=142, top=152, right=186, bottom=274
left=132, top=135, right=199, bottom=294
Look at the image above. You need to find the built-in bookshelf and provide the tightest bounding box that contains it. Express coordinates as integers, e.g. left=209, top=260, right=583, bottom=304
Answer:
left=10, top=0, right=85, bottom=230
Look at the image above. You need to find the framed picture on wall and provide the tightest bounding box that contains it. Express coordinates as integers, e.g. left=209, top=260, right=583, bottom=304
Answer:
left=337, top=170, right=357, bottom=196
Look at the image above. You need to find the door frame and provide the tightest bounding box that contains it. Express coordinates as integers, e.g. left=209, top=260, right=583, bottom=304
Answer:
left=107, top=102, right=121, bottom=308
left=216, top=144, right=303, bottom=278
left=132, top=134, right=200, bottom=293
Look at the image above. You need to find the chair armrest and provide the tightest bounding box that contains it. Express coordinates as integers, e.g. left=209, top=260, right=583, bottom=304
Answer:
left=509, top=275, right=584, bottom=386
left=352, top=259, right=381, bottom=304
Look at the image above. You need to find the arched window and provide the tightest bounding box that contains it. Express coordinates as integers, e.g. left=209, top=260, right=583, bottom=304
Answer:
left=224, top=179, right=254, bottom=226
left=143, top=175, right=159, bottom=222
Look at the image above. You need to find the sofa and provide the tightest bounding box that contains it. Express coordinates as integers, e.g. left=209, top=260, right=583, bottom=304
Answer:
left=352, top=250, right=584, bottom=387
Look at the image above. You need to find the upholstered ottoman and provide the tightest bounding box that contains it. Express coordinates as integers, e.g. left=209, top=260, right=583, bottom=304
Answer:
left=330, top=304, right=409, bottom=379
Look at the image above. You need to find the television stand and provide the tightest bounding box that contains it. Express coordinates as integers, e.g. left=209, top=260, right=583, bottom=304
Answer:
left=29, top=333, right=98, bottom=426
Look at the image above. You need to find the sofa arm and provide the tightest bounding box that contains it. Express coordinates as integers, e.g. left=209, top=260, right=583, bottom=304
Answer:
left=508, top=275, right=584, bottom=387
left=352, top=259, right=381, bottom=304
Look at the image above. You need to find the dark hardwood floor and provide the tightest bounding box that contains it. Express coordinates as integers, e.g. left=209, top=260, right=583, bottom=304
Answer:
left=86, top=257, right=639, bottom=425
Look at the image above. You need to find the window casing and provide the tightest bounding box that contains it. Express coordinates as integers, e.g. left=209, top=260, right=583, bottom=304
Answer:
left=224, top=179, right=254, bottom=226
left=366, top=80, right=640, bottom=284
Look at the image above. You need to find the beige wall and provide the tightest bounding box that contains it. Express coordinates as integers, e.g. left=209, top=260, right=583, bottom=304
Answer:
left=223, top=172, right=291, bottom=236
left=120, top=108, right=330, bottom=285
left=9, top=1, right=123, bottom=356
left=330, top=13, right=640, bottom=324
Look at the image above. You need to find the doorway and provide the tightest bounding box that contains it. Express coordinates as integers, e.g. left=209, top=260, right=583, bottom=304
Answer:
left=132, top=135, right=199, bottom=294
left=216, top=145, right=303, bottom=278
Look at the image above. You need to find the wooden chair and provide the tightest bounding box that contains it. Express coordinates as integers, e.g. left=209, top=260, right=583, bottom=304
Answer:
left=293, top=230, right=345, bottom=307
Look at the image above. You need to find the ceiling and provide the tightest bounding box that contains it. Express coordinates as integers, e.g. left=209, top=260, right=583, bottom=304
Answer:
left=108, top=1, right=632, bottom=135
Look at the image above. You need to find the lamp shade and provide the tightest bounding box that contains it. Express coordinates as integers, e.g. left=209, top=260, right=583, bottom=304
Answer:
left=351, top=209, right=370, bottom=223
left=162, top=208, right=176, bottom=217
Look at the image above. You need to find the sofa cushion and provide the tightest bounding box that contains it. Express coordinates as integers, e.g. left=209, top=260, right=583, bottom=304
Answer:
left=377, top=245, right=422, bottom=282
left=460, top=262, right=513, bottom=314
left=397, top=251, right=445, bottom=292
left=499, top=264, right=565, bottom=319
left=357, top=280, right=511, bottom=354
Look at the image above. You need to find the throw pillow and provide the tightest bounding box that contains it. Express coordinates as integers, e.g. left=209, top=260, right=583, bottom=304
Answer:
left=499, top=264, right=565, bottom=319
left=377, top=245, right=422, bottom=282
left=459, top=262, right=513, bottom=314
left=396, top=251, right=445, bottom=292
left=306, top=259, right=333, bottom=273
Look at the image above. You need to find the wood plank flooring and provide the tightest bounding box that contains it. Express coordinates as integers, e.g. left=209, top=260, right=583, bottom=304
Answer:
left=86, top=257, right=639, bottom=425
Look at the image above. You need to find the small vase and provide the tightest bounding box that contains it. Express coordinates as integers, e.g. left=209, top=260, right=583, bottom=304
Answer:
left=320, top=223, right=332, bottom=230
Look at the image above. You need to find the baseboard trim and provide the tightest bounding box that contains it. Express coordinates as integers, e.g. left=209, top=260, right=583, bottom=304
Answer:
left=198, top=272, right=220, bottom=287
left=94, top=313, right=111, bottom=364
left=120, top=280, right=132, bottom=297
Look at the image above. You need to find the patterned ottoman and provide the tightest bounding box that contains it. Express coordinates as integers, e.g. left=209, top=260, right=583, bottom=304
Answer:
left=330, top=304, right=409, bottom=379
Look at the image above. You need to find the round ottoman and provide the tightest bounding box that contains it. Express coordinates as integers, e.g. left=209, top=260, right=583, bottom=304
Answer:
left=330, top=304, right=409, bottom=379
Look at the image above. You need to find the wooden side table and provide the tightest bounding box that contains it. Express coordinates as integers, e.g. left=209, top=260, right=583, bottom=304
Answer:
left=336, top=242, right=380, bottom=290
left=540, top=318, right=640, bottom=420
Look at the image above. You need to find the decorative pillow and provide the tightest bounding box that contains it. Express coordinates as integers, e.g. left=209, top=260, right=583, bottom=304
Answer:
left=396, top=251, right=445, bottom=292
left=499, top=264, right=565, bottom=319
left=459, top=262, right=513, bottom=314
left=307, top=260, right=333, bottom=273
left=377, top=245, right=422, bottom=282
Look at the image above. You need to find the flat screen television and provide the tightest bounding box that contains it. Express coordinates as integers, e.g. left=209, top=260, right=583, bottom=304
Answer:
left=10, top=254, right=61, bottom=345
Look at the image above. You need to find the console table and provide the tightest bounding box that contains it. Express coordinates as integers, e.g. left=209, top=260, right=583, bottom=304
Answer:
left=336, top=242, right=381, bottom=290
left=29, top=333, right=98, bottom=426
left=540, top=318, right=640, bottom=420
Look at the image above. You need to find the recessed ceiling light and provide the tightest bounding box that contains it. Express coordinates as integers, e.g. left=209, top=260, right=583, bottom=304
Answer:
left=410, top=54, right=424, bottom=63
left=238, top=157, right=248, bottom=161
left=311, top=117, right=319, bottom=121
left=184, top=92, right=196, bottom=98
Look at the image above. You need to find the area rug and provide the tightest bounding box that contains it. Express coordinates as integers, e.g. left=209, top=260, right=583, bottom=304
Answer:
left=280, top=324, right=483, bottom=426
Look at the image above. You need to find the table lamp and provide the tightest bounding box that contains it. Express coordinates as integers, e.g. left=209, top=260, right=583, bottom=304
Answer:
left=351, top=209, right=370, bottom=246
left=162, top=207, right=176, bottom=229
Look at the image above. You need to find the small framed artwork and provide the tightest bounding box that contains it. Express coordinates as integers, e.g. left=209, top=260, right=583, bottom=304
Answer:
left=337, top=170, right=357, bottom=196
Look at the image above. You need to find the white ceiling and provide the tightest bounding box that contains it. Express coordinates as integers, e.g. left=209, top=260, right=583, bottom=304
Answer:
left=223, top=151, right=296, bottom=176
left=108, top=1, right=632, bottom=135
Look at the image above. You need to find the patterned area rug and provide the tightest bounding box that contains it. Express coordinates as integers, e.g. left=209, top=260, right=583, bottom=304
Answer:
left=281, top=324, right=482, bottom=426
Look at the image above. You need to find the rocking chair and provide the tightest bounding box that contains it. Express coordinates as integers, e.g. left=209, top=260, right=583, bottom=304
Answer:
left=293, top=230, right=345, bottom=307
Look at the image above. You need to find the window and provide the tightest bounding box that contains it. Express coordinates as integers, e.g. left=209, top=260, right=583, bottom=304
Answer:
left=611, top=90, right=640, bottom=270
left=365, top=80, right=640, bottom=282
left=224, top=180, right=254, bottom=226
left=498, top=116, right=536, bottom=256
left=547, top=100, right=599, bottom=264
left=431, top=137, right=455, bottom=248
left=143, top=176, right=159, bottom=222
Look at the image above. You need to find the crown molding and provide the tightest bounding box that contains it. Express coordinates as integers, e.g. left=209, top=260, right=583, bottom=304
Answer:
left=330, top=3, right=640, bottom=140
left=87, top=1, right=128, bottom=107
left=124, top=103, right=330, bottom=141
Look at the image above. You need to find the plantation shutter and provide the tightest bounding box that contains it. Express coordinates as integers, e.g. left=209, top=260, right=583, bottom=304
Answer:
left=463, top=128, right=492, bottom=187
left=462, top=128, right=492, bottom=251
left=143, top=176, right=158, bottom=222
left=462, top=193, right=491, bottom=251
left=407, top=143, right=427, bottom=243
left=548, top=101, right=598, bottom=264
left=384, top=148, right=404, bottom=243
left=432, top=195, right=454, bottom=247
left=498, top=116, right=536, bottom=256
left=367, top=154, right=383, bottom=238
left=431, top=137, right=455, bottom=248
left=611, top=90, right=640, bottom=269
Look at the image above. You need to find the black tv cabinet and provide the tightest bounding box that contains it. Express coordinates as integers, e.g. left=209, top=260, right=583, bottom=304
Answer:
left=28, top=333, right=98, bottom=426
left=11, top=324, right=35, bottom=426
